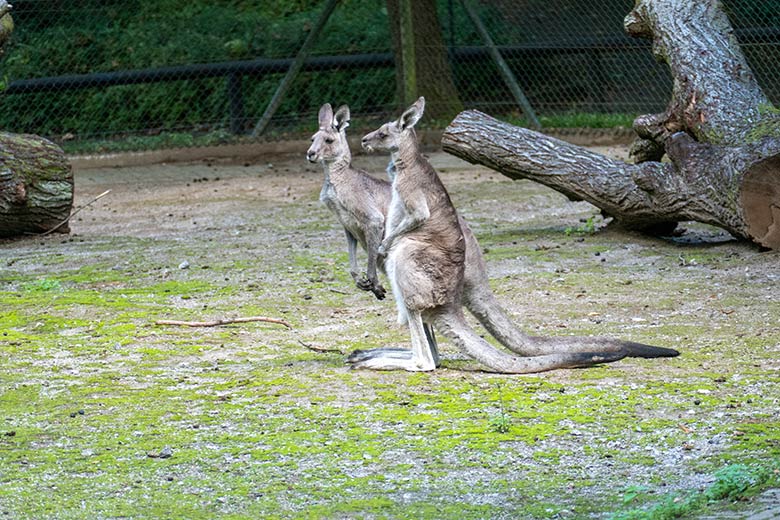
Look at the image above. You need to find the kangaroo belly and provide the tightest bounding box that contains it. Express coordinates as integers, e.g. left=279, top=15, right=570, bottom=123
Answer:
left=388, top=238, right=463, bottom=312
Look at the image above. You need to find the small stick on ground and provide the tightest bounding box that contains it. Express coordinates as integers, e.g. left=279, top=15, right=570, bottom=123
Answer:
left=298, top=340, right=343, bottom=355
left=155, top=316, right=292, bottom=329
left=40, top=189, right=112, bottom=236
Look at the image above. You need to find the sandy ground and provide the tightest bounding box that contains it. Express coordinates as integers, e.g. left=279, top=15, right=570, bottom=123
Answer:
left=1, top=145, right=778, bottom=518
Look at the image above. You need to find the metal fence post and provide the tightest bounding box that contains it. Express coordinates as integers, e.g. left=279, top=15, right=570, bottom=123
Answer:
left=459, top=0, right=542, bottom=130
left=227, top=72, right=245, bottom=135
left=399, top=0, right=417, bottom=105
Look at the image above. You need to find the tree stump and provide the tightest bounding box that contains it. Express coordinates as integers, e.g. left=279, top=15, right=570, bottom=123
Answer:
left=441, top=0, right=780, bottom=250
left=0, top=132, right=74, bottom=237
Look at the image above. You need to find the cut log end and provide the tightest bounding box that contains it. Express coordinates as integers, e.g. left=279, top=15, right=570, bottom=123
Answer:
left=0, top=132, right=73, bottom=237
left=740, top=155, right=780, bottom=249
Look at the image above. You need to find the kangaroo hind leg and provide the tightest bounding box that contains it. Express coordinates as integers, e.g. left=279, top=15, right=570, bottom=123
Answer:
left=348, top=320, right=440, bottom=368
left=348, top=310, right=436, bottom=371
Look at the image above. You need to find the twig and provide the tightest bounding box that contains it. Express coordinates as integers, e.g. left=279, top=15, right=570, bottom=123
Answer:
left=40, top=189, right=111, bottom=236
left=155, top=316, right=292, bottom=329
left=298, top=340, right=343, bottom=355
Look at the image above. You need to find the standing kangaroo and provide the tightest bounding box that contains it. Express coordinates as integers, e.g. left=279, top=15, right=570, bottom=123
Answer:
left=351, top=97, right=678, bottom=372
left=307, top=103, right=388, bottom=300
left=308, top=102, right=443, bottom=364
left=308, top=101, right=678, bottom=372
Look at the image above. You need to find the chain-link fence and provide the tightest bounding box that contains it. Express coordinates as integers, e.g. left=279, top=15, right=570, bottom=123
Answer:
left=0, top=0, right=778, bottom=152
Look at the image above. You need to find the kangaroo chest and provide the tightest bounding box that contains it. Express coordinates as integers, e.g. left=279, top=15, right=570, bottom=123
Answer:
left=320, top=179, right=367, bottom=244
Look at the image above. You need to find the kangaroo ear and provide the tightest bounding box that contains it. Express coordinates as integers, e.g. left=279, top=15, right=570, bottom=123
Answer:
left=334, top=105, right=351, bottom=131
left=398, top=97, right=425, bottom=130
left=318, top=103, right=334, bottom=128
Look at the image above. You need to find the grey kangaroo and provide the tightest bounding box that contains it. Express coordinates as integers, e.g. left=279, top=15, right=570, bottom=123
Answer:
left=356, top=97, right=679, bottom=372
left=308, top=100, right=678, bottom=372
left=307, top=103, right=388, bottom=300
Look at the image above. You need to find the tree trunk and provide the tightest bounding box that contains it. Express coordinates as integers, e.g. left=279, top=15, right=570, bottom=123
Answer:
left=625, top=0, right=775, bottom=161
left=441, top=0, right=780, bottom=250
left=386, top=0, right=462, bottom=120
left=0, top=132, right=74, bottom=237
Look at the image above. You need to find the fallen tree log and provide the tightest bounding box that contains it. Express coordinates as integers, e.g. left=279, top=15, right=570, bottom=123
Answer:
left=0, top=132, right=74, bottom=237
left=441, top=0, right=780, bottom=250
left=0, top=3, right=74, bottom=237
left=443, top=111, right=780, bottom=246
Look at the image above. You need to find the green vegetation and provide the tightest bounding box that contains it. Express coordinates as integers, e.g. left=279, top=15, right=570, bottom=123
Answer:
left=0, top=0, right=395, bottom=139
left=611, top=464, right=779, bottom=519
left=1, top=0, right=648, bottom=149
left=509, top=112, right=637, bottom=130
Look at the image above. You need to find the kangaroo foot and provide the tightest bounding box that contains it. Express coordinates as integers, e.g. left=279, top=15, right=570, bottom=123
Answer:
left=347, top=347, right=434, bottom=371
left=355, top=276, right=386, bottom=300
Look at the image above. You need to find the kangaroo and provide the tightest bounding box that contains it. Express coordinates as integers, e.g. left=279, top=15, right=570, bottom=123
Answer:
left=307, top=101, right=678, bottom=372
left=308, top=102, right=442, bottom=364
left=351, top=97, right=679, bottom=372
left=307, top=103, right=388, bottom=300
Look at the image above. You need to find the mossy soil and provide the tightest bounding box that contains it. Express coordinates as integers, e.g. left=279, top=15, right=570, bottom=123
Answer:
left=1, top=148, right=778, bottom=519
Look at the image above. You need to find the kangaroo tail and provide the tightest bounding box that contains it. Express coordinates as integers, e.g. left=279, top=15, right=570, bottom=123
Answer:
left=464, top=274, right=678, bottom=359
left=529, top=335, right=679, bottom=358
left=463, top=281, right=545, bottom=356
left=432, top=309, right=626, bottom=374
left=617, top=340, right=679, bottom=358
left=460, top=219, right=678, bottom=360
left=460, top=222, right=545, bottom=357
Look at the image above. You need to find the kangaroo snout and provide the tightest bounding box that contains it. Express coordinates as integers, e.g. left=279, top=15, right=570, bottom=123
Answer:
left=306, top=149, right=318, bottom=163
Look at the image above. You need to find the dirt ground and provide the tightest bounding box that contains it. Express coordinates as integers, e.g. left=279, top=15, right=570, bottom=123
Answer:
left=1, top=145, right=778, bottom=518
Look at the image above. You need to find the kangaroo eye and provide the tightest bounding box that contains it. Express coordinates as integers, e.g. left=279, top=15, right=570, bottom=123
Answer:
left=378, top=132, right=386, bottom=139
left=325, top=138, right=334, bottom=144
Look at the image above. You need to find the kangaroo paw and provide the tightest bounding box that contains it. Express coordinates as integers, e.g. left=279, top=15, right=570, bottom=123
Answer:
left=355, top=277, right=386, bottom=300
left=347, top=347, right=411, bottom=363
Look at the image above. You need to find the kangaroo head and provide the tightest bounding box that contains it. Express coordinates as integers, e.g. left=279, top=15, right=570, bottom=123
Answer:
left=307, top=103, right=351, bottom=164
left=362, top=97, right=425, bottom=153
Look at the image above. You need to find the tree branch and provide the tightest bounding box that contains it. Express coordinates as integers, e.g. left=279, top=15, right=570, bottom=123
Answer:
left=155, top=316, right=292, bottom=329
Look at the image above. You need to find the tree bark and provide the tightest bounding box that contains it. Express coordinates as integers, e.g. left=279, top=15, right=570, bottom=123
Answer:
left=441, top=0, right=780, bottom=250
left=0, top=132, right=74, bottom=237
left=625, top=0, right=776, bottom=161
left=386, top=0, right=462, bottom=120
left=443, top=110, right=780, bottom=246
